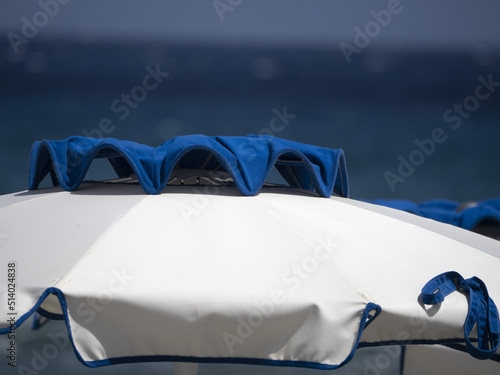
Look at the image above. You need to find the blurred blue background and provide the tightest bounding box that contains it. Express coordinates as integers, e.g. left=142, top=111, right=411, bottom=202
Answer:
left=1, top=0, right=499, bottom=200
left=1, top=2, right=500, bottom=374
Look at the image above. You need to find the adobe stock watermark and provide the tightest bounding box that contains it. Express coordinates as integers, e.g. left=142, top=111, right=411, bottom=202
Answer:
left=7, top=0, right=71, bottom=54
left=359, top=312, right=428, bottom=375
left=339, top=0, right=405, bottom=64
left=14, top=330, right=70, bottom=375
left=15, top=268, right=134, bottom=374
left=179, top=185, right=222, bottom=224
left=6, top=262, right=17, bottom=368
left=177, top=105, right=297, bottom=224
left=81, top=64, right=170, bottom=140
left=58, top=64, right=169, bottom=175
left=257, top=106, right=297, bottom=138
left=213, top=0, right=243, bottom=22
left=222, top=235, right=341, bottom=354
left=384, top=74, right=499, bottom=192
left=75, top=268, right=135, bottom=323
left=228, top=105, right=297, bottom=166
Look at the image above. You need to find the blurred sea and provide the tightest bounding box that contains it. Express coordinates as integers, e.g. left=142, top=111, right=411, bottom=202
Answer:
left=1, top=39, right=499, bottom=201
left=1, top=38, right=500, bottom=375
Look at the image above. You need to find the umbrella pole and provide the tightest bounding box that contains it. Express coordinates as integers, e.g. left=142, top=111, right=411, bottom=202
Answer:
left=174, top=362, right=198, bottom=375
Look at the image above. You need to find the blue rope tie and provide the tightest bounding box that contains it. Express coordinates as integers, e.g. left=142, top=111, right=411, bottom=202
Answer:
left=422, top=271, right=499, bottom=359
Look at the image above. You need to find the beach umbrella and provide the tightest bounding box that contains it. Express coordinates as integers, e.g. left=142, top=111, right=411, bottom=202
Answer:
left=1, top=135, right=499, bottom=375
left=368, top=198, right=500, bottom=240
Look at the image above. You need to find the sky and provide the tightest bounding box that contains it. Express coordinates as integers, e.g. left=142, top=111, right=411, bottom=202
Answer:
left=1, top=0, right=500, bottom=50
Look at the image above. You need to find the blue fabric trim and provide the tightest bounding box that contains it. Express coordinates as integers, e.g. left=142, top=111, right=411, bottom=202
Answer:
left=36, top=307, right=65, bottom=321
left=31, top=312, right=52, bottom=330
left=0, top=288, right=58, bottom=335
left=31, top=313, right=42, bottom=330
left=0, top=287, right=98, bottom=367
left=422, top=271, right=500, bottom=360
left=82, top=354, right=351, bottom=369
left=359, top=338, right=500, bottom=364
left=28, top=135, right=349, bottom=198
left=79, top=302, right=382, bottom=370
left=0, top=287, right=380, bottom=370
left=360, top=341, right=500, bottom=364
left=359, top=338, right=469, bottom=348
left=367, top=198, right=500, bottom=231
left=5, top=291, right=499, bottom=367
left=363, top=302, right=381, bottom=328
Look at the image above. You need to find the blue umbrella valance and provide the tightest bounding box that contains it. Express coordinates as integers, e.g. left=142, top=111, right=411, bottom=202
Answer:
left=28, top=135, right=349, bottom=197
left=369, top=198, right=500, bottom=234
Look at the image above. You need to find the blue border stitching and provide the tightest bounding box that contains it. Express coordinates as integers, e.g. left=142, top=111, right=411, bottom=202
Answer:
left=28, top=136, right=349, bottom=198
left=1, top=288, right=381, bottom=370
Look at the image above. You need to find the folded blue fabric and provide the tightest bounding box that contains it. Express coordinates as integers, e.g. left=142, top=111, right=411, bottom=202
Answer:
left=422, top=271, right=500, bottom=360
left=369, top=198, right=500, bottom=230
left=28, top=135, right=349, bottom=197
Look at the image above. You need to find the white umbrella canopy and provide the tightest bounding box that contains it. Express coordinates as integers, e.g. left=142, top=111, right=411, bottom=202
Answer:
left=1, top=135, right=499, bottom=374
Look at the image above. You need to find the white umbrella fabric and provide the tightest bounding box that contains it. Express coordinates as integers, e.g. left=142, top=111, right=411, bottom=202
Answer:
left=1, top=135, right=499, bottom=374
